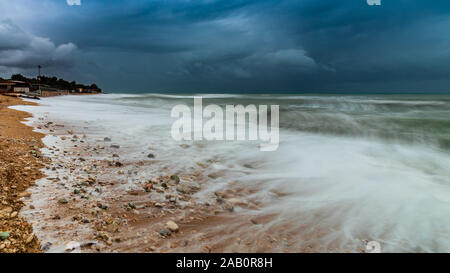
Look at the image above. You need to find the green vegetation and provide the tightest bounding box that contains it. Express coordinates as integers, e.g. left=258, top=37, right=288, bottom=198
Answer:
left=9, top=74, right=101, bottom=92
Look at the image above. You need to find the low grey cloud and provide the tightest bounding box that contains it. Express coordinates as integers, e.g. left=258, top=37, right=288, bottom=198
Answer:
left=0, top=19, right=77, bottom=70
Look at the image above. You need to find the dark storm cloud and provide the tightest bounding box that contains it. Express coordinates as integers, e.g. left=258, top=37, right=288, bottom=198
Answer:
left=0, top=19, right=76, bottom=70
left=1, top=0, right=450, bottom=92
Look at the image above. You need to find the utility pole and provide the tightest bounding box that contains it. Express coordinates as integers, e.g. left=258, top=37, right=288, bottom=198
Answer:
left=38, top=65, right=41, bottom=96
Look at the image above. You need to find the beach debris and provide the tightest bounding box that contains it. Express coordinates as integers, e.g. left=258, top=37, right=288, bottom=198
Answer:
left=104, top=137, right=112, bottom=142
left=227, top=198, right=245, bottom=206
left=97, top=202, right=108, bottom=210
left=166, top=221, right=179, bottom=232
left=128, top=202, right=137, bottom=209
left=29, top=150, right=41, bottom=158
left=158, top=229, right=169, bottom=237
left=214, top=191, right=226, bottom=198
left=18, top=191, right=32, bottom=198
left=86, top=176, right=96, bottom=185
left=147, top=153, right=155, bottom=159
left=0, top=232, right=10, bottom=240
left=223, top=203, right=234, bottom=212
left=176, top=181, right=200, bottom=194
left=170, top=175, right=180, bottom=184
left=41, top=242, right=52, bottom=251
left=58, top=198, right=69, bottom=204
left=144, top=183, right=153, bottom=192
left=25, top=234, right=35, bottom=244
left=110, top=144, right=120, bottom=149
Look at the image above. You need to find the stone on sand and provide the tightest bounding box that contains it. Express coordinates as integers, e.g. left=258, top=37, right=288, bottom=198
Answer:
left=166, top=221, right=179, bottom=232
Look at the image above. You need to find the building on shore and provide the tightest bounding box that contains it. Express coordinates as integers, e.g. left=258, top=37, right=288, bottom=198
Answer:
left=1, top=78, right=102, bottom=98
left=0, top=81, right=15, bottom=93
left=72, top=87, right=102, bottom=94
left=39, top=85, right=70, bottom=97
left=0, top=81, right=30, bottom=94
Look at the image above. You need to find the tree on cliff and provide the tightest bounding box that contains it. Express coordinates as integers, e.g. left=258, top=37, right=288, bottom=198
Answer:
left=11, top=74, right=29, bottom=82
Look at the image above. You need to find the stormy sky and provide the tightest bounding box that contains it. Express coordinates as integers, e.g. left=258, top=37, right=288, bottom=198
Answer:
left=1, top=0, right=450, bottom=93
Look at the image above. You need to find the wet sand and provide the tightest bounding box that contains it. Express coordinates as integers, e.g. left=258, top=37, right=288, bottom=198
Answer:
left=18, top=119, right=273, bottom=253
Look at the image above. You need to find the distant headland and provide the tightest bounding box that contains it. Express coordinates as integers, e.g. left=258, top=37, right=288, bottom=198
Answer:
left=0, top=74, right=102, bottom=99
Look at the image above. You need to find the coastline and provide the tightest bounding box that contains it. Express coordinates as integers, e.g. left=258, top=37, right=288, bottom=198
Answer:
left=11, top=94, right=315, bottom=253
left=10, top=93, right=447, bottom=252
left=0, top=95, right=43, bottom=253
left=10, top=95, right=268, bottom=253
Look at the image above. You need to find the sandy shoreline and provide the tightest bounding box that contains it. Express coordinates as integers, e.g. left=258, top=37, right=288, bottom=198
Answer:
left=0, top=95, right=43, bottom=253
left=1, top=94, right=375, bottom=253
left=1, top=94, right=366, bottom=253
left=1, top=92, right=449, bottom=253
left=10, top=96, right=294, bottom=253
left=2, top=95, right=369, bottom=253
left=0, top=95, right=266, bottom=253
